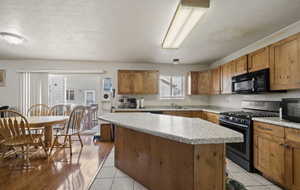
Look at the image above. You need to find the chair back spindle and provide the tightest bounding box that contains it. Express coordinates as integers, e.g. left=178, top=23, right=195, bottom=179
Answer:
left=27, top=104, right=50, bottom=116
left=65, top=106, right=87, bottom=135
left=50, top=104, right=70, bottom=116
left=0, top=110, right=30, bottom=142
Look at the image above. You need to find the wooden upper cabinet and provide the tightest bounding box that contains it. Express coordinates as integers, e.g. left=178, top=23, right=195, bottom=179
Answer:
left=118, top=70, right=133, bottom=94
left=248, top=47, right=270, bottom=72
left=210, top=67, right=221, bottom=94
left=143, top=71, right=159, bottom=94
left=187, top=71, right=199, bottom=95
left=198, top=70, right=211, bottom=95
left=118, top=70, right=159, bottom=95
left=234, top=55, right=248, bottom=76
left=270, top=33, right=300, bottom=91
left=221, top=61, right=235, bottom=94
left=187, top=70, right=211, bottom=95
left=131, top=71, right=145, bottom=94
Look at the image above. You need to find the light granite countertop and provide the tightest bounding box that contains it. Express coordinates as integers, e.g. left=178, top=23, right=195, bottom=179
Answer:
left=252, top=117, right=300, bottom=130
left=113, top=105, right=239, bottom=114
left=99, top=113, right=243, bottom=145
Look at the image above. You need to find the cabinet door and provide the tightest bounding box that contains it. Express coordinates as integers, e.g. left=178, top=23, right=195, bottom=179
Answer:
left=210, top=67, right=221, bottom=95
left=131, top=71, right=145, bottom=94
left=248, top=47, right=269, bottom=72
left=285, top=128, right=300, bottom=190
left=235, top=55, right=248, bottom=76
left=118, top=70, right=133, bottom=94
left=198, top=70, right=211, bottom=94
left=221, top=62, right=235, bottom=94
left=254, top=133, right=285, bottom=185
left=143, top=71, right=159, bottom=94
left=206, top=112, right=219, bottom=124
left=187, top=72, right=199, bottom=95
left=270, top=34, right=300, bottom=90
left=285, top=145, right=300, bottom=190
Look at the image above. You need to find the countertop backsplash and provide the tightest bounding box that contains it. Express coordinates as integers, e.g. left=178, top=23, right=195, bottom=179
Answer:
left=208, top=90, right=300, bottom=109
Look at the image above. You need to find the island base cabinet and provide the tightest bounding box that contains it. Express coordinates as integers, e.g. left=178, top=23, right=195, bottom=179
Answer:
left=115, top=126, right=225, bottom=190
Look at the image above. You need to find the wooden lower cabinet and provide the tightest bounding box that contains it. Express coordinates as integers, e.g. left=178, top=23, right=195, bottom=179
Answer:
left=162, top=111, right=203, bottom=119
left=162, top=111, right=220, bottom=124
left=253, top=132, right=285, bottom=185
left=285, top=128, right=300, bottom=190
left=202, top=111, right=219, bottom=124
left=254, top=121, right=300, bottom=189
left=115, top=126, right=225, bottom=190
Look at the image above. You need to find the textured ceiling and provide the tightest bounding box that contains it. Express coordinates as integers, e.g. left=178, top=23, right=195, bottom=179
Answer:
left=0, top=0, right=300, bottom=64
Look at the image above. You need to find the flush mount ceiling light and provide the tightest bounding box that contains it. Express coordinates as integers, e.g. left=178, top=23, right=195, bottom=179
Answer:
left=162, top=0, right=209, bottom=49
left=0, top=32, right=26, bottom=45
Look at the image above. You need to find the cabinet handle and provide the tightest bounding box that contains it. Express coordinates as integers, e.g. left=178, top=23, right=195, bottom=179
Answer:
left=257, top=125, right=273, bottom=131
left=280, top=143, right=290, bottom=148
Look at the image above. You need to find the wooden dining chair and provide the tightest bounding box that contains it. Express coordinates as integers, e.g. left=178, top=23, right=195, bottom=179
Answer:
left=49, top=106, right=87, bottom=156
left=27, top=104, right=50, bottom=116
left=27, top=104, right=50, bottom=134
left=0, top=110, right=48, bottom=164
left=49, top=104, right=71, bottom=116
left=50, top=105, right=71, bottom=133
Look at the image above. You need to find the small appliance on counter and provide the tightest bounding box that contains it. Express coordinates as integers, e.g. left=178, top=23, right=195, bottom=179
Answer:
left=281, top=98, right=300, bottom=123
left=118, top=97, right=137, bottom=109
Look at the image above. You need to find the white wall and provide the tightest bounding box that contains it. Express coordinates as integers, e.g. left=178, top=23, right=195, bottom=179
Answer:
left=208, top=20, right=300, bottom=108
left=0, top=60, right=210, bottom=109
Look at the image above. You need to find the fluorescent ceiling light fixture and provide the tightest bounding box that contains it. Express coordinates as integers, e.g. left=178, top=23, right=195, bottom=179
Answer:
left=0, top=32, right=26, bottom=45
left=162, top=3, right=208, bottom=49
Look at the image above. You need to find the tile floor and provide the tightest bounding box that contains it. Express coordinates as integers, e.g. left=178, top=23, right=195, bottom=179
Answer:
left=89, top=148, right=283, bottom=190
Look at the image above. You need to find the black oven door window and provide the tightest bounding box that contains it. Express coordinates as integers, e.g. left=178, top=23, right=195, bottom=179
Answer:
left=219, top=120, right=250, bottom=160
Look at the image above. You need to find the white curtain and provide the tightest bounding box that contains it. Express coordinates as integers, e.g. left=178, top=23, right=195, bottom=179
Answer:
left=18, top=72, right=49, bottom=115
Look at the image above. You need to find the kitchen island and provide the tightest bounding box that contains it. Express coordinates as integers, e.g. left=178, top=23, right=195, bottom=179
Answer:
left=99, top=113, right=243, bottom=190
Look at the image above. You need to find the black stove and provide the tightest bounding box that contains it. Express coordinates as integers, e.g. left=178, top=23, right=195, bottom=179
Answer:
left=221, top=111, right=278, bottom=126
left=219, top=101, right=280, bottom=172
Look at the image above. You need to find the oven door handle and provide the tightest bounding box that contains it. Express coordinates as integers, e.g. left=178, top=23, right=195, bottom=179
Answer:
left=251, top=77, right=256, bottom=92
left=219, top=119, right=249, bottom=129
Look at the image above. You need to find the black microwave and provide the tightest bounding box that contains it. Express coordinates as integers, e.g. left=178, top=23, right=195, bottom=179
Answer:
left=232, top=69, right=269, bottom=94
left=281, top=98, right=300, bottom=123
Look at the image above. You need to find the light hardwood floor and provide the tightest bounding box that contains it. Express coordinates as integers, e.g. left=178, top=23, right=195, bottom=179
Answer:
left=0, top=137, right=113, bottom=190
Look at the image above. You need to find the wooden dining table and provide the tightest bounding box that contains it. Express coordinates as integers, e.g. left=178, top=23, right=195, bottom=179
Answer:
left=27, top=116, right=69, bottom=147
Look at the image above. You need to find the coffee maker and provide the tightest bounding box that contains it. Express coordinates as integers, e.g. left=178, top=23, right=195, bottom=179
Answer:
left=118, top=97, right=137, bottom=109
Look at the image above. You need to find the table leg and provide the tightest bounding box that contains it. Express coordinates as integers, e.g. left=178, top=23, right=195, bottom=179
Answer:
left=44, top=125, right=53, bottom=148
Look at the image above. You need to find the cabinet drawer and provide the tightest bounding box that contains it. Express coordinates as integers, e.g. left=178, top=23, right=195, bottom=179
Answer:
left=253, top=121, right=284, bottom=138
left=162, top=111, right=192, bottom=117
left=285, top=128, right=300, bottom=145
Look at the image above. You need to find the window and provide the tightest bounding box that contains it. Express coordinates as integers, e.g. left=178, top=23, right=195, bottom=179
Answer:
left=84, top=90, right=96, bottom=105
left=159, top=75, right=185, bottom=99
left=66, top=89, right=75, bottom=101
